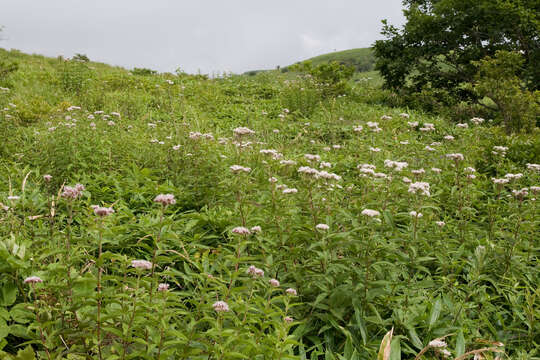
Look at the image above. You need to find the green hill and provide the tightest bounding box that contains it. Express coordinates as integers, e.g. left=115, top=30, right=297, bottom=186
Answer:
left=292, top=47, right=375, bottom=72
left=244, top=47, right=375, bottom=76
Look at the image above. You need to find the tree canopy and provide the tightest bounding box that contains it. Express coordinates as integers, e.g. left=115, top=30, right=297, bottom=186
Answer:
left=373, top=0, right=540, bottom=103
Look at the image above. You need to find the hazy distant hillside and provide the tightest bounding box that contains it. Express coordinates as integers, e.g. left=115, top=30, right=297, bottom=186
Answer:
left=245, top=47, right=375, bottom=76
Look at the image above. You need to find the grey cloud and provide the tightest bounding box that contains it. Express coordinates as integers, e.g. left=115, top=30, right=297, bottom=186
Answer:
left=1, top=0, right=405, bottom=74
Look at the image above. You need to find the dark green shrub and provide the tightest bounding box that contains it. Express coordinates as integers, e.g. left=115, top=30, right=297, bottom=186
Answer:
left=473, top=51, right=539, bottom=134
left=132, top=67, right=157, bottom=76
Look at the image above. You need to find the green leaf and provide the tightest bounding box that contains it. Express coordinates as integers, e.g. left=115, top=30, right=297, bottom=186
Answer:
left=428, top=297, right=441, bottom=329
left=456, top=329, right=465, bottom=356
left=0, top=282, right=17, bottom=306
left=14, top=346, right=35, bottom=360
left=390, top=337, right=401, bottom=360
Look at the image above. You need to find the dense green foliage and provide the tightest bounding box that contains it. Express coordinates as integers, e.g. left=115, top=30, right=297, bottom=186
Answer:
left=0, top=49, right=539, bottom=359
left=373, top=0, right=540, bottom=114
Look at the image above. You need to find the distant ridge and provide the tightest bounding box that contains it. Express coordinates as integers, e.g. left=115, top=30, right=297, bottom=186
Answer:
left=244, top=47, right=375, bottom=76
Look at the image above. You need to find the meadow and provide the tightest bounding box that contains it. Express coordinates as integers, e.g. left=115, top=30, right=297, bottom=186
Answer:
left=0, top=49, right=538, bottom=359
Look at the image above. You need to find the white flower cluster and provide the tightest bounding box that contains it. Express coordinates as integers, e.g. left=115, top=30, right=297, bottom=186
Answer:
left=298, top=167, right=341, bottom=181
left=408, top=182, right=431, bottom=196
left=260, top=149, right=283, bottom=160
left=419, top=123, right=435, bottom=132
left=233, top=127, right=255, bottom=136
left=230, top=165, right=251, bottom=173
left=304, top=154, right=321, bottom=162
left=384, top=160, right=408, bottom=172
left=492, top=146, right=508, bottom=156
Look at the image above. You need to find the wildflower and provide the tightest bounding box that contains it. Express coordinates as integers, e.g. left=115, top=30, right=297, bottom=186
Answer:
left=273, top=129, right=280, bottom=133
left=316, top=171, right=342, bottom=181
left=284, top=316, right=293, bottom=323
left=446, top=153, right=464, bottom=161
left=369, top=147, right=381, bottom=152
left=467, top=174, right=476, bottom=179
left=443, top=135, right=454, bottom=141
left=419, top=123, right=435, bottom=131
left=456, top=123, right=468, bottom=129
left=232, top=227, right=251, bottom=235
left=504, top=173, right=523, bottom=180
left=61, top=184, right=85, bottom=199
left=131, top=260, right=153, bottom=270
left=111, top=112, right=121, bottom=117
left=410, top=211, right=423, bottom=218
left=7, top=196, right=20, bottom=201
left=431, top=167, right=442, bottom=173
left=154, top=194, right=176, bottom=206
left=282, top=188, right=298, bottom=194
left=492, top=178, right=509, bottom=185
left=107, top=121, right=115, bottom=126
left=408, top=182, right=431, bottom=196
left=92, top=205, right=115, bottom=217
left=247, top=265, right=264, bottom=277
left=436, top=221, right=445, bottom=227
left=465, top=167, right=476, bottom=173
left=316, top=223, right=329, bottom=231
left=429, top=339, right=447, bottom=348
left=304, top=154, right=321, bottom=162
left=402, top=177, right=412, bottom=184
left=384, top=160, right=408, bottom=171
left=250, top=226, right=262, bottom=233
left=425, top=146, right=435, bottom=151
left=213, top=301, right=230, bottom=313
left=411, top=168, right=425, bottom=175
left=90, top=122, right=96, bottom=129
left=400, top=140, right=409, bottom=145
left=361, top=209, right=380, bottom=217
left=530, top=186, right=540, bottom=194
left=148, top=123, right=157, bottom=128
left=260, top=149, right=283, bottom=159
left=512, top=188, right=528, bottom=200
left=43, top=174, right=52, bottom=182
left=286, top=288, right=297, bottom=296
left=24, top=276, right=43, bottom=284
left=189, top=131, right=202, bottom=139
left=408, top=121, right=419, bottom=128
left=230, top=165, right=251, bottom=173
left=353, top=125, right=363, bottom=132
left=323, top=146, right=331, bottom=151
left=172, top=145, right=181, bottom=150
left=399, top=113, right=410, bottom=118
left=366, top=121, right=379, bottom=128
left=158, top=283, right=170, bottom=292
left=269, top=279, right=280, bottom=287
left=381, top=115, right=392, bottom=120
left=298, top=166, right=319, bottom=176
left=526, top=163, right=540, bottom=171
left=233, top=127, right=255, bottom=136
left=165, top=79, right=174, bottom=85
left=470, top=117, right=484, bottom=125
left=268, top=177, right=278, bottom=183
left=320, top=161, right=331, bottom=169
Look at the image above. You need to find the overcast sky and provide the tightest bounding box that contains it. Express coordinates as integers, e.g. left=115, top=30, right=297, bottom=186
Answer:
left=0, top=0, right=405, bottom=74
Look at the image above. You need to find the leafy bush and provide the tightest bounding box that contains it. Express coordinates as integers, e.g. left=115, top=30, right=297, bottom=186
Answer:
left=473, top=51, right=540, bottom=134
left=59, top=59, right=94, bottom=94
left=290, top=60, right=354, bottom=98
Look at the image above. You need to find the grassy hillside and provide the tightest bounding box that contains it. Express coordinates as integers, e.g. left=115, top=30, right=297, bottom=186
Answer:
left=245, top=47, right=375, bottom=76
left=0, top=48, right=539, bottom=359
left=294, top=47, right=375, bottom=72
